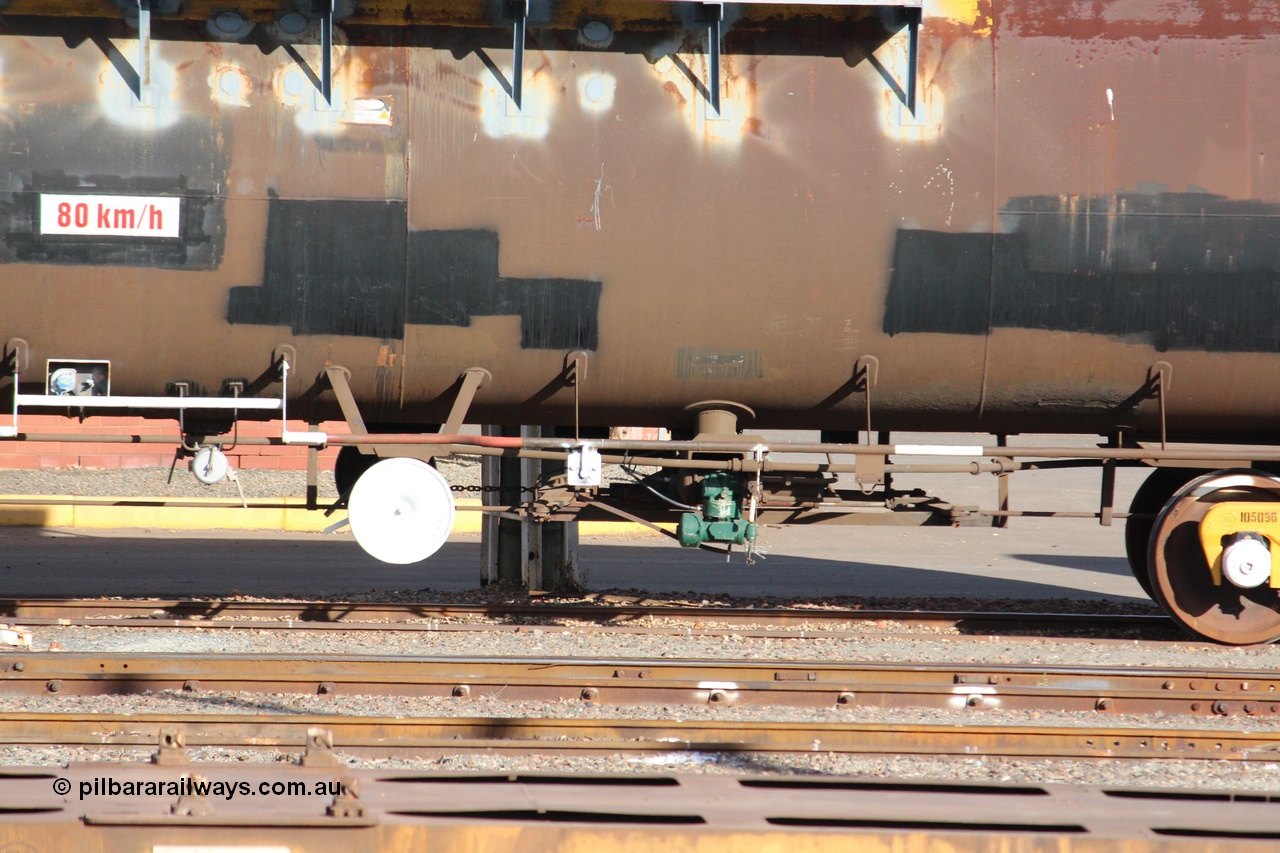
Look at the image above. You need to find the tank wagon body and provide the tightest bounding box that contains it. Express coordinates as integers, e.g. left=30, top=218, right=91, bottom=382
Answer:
left=2, top=1, right=1280, bottom=644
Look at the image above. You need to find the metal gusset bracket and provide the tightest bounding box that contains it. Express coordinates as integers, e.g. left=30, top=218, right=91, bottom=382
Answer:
left=508, top=0, right=529, bottom=110
left=696, top=3, right=724, bottom=115
left=854, top=356, right=879, bottom=443
left=319, top=0, right=334, bottom=106
left=905, top=5, right=920, bottom=115
left=443, top=368, right=493, bottom=436
left=566, top=350, right=588, bottom=441
left=1148, top=361, right=1172, bottom=449
left=136, top=0, right=152, bottom=105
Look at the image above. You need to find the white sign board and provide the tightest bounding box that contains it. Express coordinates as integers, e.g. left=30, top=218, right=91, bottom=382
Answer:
left=40, top=194, right=182, bottom=238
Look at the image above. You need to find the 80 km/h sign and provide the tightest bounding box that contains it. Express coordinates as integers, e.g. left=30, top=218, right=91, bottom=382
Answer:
left=39, top=194, right=182, bottom=239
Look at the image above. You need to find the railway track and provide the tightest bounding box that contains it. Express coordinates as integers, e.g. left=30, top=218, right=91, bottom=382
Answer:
left=3, top=653, right=1280, bottom=719
left=2, top=595, right=1276, bottom=851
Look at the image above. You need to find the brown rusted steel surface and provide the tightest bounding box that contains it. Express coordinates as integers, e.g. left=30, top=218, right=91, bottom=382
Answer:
left=0, top=2, right=1278, bottom=440
left=5, top=767, right=1280, bottom=852
left=2, top=652, right=1278, bottom=718
left=0, top=712, right=1276, bottom=761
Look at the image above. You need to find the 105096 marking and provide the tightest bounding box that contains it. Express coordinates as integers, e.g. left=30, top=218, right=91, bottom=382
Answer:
left=39, top=194, right=181, bottom=238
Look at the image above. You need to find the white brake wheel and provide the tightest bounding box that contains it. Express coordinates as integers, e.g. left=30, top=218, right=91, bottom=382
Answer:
left=347, top=458, right=455, bottom=564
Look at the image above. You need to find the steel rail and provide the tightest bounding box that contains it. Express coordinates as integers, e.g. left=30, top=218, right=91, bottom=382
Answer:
left=0, top=712, right=1276, bottom=761
left=3, top=653, right=1278, bottom=718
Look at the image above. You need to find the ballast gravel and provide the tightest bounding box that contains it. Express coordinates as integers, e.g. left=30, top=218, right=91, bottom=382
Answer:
left=24, top=623, right=1280, bottom=671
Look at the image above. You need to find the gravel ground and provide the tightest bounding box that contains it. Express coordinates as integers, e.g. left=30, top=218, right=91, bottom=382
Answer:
left=24, top=623, right=1280, bottom=670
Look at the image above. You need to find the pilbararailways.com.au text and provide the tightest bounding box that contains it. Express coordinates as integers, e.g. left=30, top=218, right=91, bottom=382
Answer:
left=54, top=776, right=347, bottom=801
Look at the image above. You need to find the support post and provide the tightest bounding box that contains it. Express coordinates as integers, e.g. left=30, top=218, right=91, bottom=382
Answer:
left=1100, top=431, right=1119, bottom=527
left=480, top=423, right=582, bottom=591
left=480, top=425, right=502, bottom=586
left=994, top=434, right=1009, bottom=529
left=521, top=425, right=543, bottom=590
left=306, top=421, right=320, bottom=511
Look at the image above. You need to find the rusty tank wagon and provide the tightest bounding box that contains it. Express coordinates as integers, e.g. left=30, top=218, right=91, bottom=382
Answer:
left=2, top=0, right=1280, bottom=643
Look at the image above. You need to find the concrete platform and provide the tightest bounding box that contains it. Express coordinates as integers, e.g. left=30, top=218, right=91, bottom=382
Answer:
left=0, top=497, right=638, bottom=536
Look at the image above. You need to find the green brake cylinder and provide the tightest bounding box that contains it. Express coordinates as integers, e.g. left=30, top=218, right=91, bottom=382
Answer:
left=678, top=472, right=759, bottom=548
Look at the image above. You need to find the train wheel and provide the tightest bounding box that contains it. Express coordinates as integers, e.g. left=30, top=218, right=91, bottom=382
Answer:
left=1147, top=470, right=1280, bottom=645
left=348, top=458, right=456, bottom=564
left=1124, top=468, right=1205, bottom=599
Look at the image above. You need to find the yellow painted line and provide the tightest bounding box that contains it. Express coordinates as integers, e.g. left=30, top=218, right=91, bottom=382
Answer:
left=0, top=497, right=662, bottom=536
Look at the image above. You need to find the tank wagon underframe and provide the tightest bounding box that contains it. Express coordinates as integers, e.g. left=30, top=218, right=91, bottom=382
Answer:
left=3, top=1, right=1280, bottom=645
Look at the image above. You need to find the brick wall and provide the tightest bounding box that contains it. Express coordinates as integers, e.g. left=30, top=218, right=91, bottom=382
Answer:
left=0, top=415, right=348, bottom=470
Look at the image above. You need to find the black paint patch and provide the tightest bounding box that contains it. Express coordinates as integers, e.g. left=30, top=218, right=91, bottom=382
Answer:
left=228, top=198, right=407, bottom=338
left=0, top=105, right=226, bottom=270
left=497, top=278, right=602, bottom=351
left=229, top=198, right=601, bottom=349
left=883, top=193, right=1280, bottom=353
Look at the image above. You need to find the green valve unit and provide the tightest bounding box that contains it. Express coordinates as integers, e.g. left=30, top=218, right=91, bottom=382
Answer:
left=678, top=472, right=758, bottom=548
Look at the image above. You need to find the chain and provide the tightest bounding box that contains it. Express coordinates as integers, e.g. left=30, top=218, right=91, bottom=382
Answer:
left=450, top=484, right=534, bottom=494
